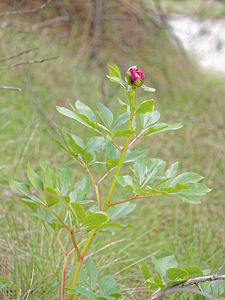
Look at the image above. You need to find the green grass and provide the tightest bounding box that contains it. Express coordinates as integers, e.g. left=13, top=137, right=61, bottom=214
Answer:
left=0, top=23, right=225, bottom=300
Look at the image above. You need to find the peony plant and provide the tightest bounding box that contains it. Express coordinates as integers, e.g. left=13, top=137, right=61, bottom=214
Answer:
left=12, top=65, right=211, bottom=299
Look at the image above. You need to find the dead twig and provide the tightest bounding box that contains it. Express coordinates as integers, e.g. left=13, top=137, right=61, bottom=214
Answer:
left=31, top=16, right=69, bottom=31
left=146, top=274, right=225, bottom=300
left=0, top=48, right=38, bottom=62
left=216, top=263, right=225, bottom=275
left=196, top=283, right=206, bottom=300
left=0, top=56, right=59, bottom=71
left=0, top=0, right=54, bottom=17
left=0, top=85, right=21, bottom=91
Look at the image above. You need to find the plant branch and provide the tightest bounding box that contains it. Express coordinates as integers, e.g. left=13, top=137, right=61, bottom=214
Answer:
left=45, top=205, right=71, bottom=232
left=0, top=47, right=38, bottom=62
left=97, top=168, right=113, bottom=184
left=70, top=230, right=81, bottom=261
left=85, top=165, right=102, bottom=210
left=62, top=245, right=74, bottom=300
left=95, top=129, right=122, bottom=152
left=0, top=85, right=21, bottom=91
left=216, top=263, right=225, bottom=274
left=0, top=0, right=53, bottom=16
left=146, top=274, right=225, bottom=300
left=0, top=56, right=59, bottom=70
left=103, top=89, right=136, bottom=211
left=127, top=128, right=146, bottom=149
left=69, top=230, right=96, bottom=300
left=108, top=193, right=163, bottom=206
left=196, top=283, right=205, bottom=300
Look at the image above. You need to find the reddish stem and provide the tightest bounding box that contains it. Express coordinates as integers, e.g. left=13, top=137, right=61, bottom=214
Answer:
left=95, top=183, right=102, bottom=210
left=45, top=205, right=71, bottom=232
left=127, top=128, right=146, bottom=149
left=62, top=245, right=74, bottom=300
left=85, top=165, right=102, bottom=210
left=108, top=193, right=163, bottom=206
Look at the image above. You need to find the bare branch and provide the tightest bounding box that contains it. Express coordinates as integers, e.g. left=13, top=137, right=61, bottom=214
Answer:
left=0, top=0, right=54, bottom=17
left=146, top=274, right=225, bottom=300
left=31, top=16, right=69, bottom=31
left=216, top=263, right=225, bottom=274
left=196, top=283, right=205, bottom=300
left=0, top=56, right=59, bottom=71
left=0, top=48, right=38, bottom=62
left=0, top=85, right=21, bottom=91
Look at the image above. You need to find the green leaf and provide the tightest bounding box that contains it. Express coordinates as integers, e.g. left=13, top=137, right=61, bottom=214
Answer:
left=45, top=166, right=57, bottom=189
left=115, top=175, right=137, bottom=191
left=165, top=162, right=179, bottom=178
left=135, top=100, right=154, bottom=115
left=99, top=275, right=120, bottom=297
left=60, top=166, right=72, bottom=195
left=67, top=133, right=93, bottom=164
left=95, top=123, right=113, bottom=137
left=106, top=76, right=126, bottom=88
left=125, top=90, right=136, bottom=113
left=70, top=134, right=84, bottom=148
left=86, top=257, right=98, bottom=289
left=132, top=157, right=147, bottom=185
left=173, top=183, right=192, bottom=193
left=114, top=129, right=136, bottom=138
left=124, top=147, right=148, bottom=163
left=170, top=172, right=204, bottom=186
left=118, top=98, right=128, bottom=110
left=108, top=64, right=121, bottom=79
left=144, top=123, right=183, bottom=136
left=108, top=202, right=136, bottom=221
left=69, top=202, right=87, bottom=225
left=97, top=102, right=114, bottom=128
left=140, top=263, right=152, bottom=281
left=142, top=84, right=156, bottom=92
left=140, top=110, right=160, bottom=128
left=108, top=293, right=122, bottom=299
left=180, top=183, right=211, bottom=196
left=65, top=286, right=97, bottom=299
left=83, top=212, right=109, bottom=230
left=27, top=162, right=43, bottom=190
left=75, top=100, right=96, bottom=122
left=106, top=142, right=120, bottom=161
left=145, top=278, right=165, bottom=289
left=77, top=269, right=89, bottom=287
left=44, top=187, right=60, bottom=207
left=56, top=106, right=81, bottom=123
left=20, top=197, right=39, bottom=211
left=87, top=137, right=106, bottom=155
left=177, top=193, right=201, bottom=204
left=132, top=157, right=166, bottom=186
left=152, top=255, right=178, bottom=279
left=185, top=267, right=203, bottom=276
left=113, top=112, right=130, bottom=130
left=72, top=110, right=96, bottom=128
left=70, top=174, right=90, bottom=203
left=106, top=159, right=119, bottom=171
left=166, top=268, right=189, bottom=280
left=10, top=180, right=30, bottom=194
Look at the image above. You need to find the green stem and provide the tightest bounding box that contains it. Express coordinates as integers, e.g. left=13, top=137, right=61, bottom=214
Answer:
left=103, top=113, right=135, bottom=211
left=69, top=230, right=96, bottom=300
left=69, top=88, right=136, bottom=297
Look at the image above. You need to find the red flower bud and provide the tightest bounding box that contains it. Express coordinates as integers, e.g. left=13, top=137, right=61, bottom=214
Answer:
left=127, top=67, right=145, bottom=87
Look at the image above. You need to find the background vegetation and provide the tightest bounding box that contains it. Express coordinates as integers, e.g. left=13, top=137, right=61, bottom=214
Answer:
left=0, top=0, right=224, bottom=299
